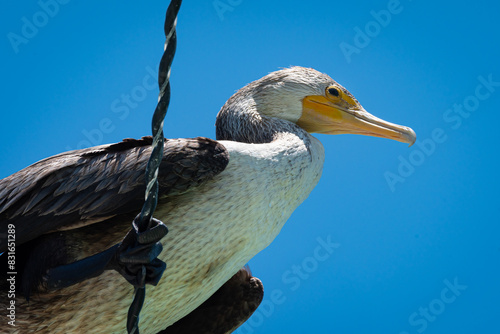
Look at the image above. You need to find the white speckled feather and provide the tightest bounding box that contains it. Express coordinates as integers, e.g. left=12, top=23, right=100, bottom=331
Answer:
left=140, top=131, right=325, bottom=332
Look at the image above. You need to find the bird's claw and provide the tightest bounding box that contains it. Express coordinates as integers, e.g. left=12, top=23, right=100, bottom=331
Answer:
left=110, top=215, right=168, bottom=287
left=133, top=217, right=169, bottom=245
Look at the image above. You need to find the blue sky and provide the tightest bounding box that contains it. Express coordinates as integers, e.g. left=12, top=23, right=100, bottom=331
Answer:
left=1, top=1, right=499, bottom=333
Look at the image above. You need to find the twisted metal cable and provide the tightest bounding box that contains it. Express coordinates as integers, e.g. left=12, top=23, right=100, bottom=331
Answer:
left=126, top=1, right=182, bottom=333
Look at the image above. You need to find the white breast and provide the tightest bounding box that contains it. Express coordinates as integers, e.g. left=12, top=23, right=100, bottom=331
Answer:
left=139, top=132, right=325, bottom=331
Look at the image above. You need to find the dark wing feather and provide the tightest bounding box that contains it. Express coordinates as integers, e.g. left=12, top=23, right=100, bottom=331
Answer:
left=0, top=136, right=229, bottom=252
left=161, top=266, right=264, bottom=334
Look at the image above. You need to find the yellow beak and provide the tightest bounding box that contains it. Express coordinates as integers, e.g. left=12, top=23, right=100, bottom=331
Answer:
left=297, top=95, right=416, bottom=146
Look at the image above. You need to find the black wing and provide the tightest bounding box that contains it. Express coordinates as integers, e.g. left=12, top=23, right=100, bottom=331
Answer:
left=0, top=136, right=229, bottom=252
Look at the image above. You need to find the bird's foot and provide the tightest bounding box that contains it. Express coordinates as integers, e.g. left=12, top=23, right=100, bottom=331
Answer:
left=109, top=215, right=169, bottom=287
left=44, top=215, right=168, bottom=290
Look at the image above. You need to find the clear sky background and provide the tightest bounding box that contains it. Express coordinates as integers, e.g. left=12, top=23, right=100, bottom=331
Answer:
left=1, top=1, right=499, bottom=333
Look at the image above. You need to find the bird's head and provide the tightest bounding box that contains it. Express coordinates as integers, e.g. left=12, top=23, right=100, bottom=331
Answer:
left=216, top=66, right=416, bottom=145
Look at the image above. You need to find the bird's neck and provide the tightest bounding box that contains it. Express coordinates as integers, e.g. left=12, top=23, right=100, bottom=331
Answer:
left=215, top=106, right=308, bottom=144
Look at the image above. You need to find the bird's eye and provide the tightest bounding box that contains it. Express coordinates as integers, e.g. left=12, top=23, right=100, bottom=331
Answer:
left=327, top=87, right=340, bottom=97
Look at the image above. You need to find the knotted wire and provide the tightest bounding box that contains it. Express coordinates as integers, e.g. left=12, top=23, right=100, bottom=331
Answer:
left=126, top=1, right=182, bottom=333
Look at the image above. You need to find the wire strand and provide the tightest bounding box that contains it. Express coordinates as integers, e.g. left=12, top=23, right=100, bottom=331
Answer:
left=126, top=1, right=182, bottom=333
